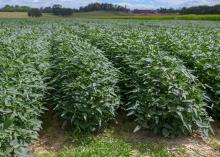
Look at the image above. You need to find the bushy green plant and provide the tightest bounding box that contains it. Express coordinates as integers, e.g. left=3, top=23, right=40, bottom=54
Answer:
left=75, top=25, right=212, bottom=137
left=126, top=54, right=211, bottom=137
left=148, top=28, right=220, bottom=118
left=49, top=31, right=119, bottom=133
left=27, top=8, right=42, bottom=17
left=0, top=19, right=219, bottom=156
left=0, top=27, right=50, bottom=157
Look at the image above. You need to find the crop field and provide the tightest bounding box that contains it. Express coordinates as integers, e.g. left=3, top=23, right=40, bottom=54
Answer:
left=0, top=19, right=220, bottom=157
left=1, top=12, right=220, bottom=21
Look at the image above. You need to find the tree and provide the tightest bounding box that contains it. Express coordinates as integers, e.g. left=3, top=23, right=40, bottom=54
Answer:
left=1, top=5, right=31, bottom=12
left=60, top=8, right=73, bottom=16
left=51, top=4, right=73, bottom=16
left=41, top=7, right=52, bottom=13
left=157, top=4, right=220, bottom=14
left=52, top=4, right=62, bottom=15
left=79, top=3, right=129, bottom=12
left=27, top=8, right=42, bottom=17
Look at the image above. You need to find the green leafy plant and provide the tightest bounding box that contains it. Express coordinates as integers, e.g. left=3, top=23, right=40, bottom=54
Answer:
left=0, top=26, right=50, bottom=157
left=49, top=31, right=120, bottom=133
left=126, top=54, right=211, bottom=137
left=75, top=25, right=212, bottom=137
left=147, top=28, right=220, bottom=118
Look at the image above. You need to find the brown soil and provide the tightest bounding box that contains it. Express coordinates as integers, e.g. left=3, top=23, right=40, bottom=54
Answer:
left=112, top=117, right=220, bottom=157
left=29, top=107, right=72, bottom=154
left=29, top=112, right=220, bottom=157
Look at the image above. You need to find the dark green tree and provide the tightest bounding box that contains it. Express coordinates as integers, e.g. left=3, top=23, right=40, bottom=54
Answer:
left=1, top=5, right=31, bottom=12
left=79, top=3, right=129, bottom=12
left=52, top=4, right=73, bottom=16
left=27, top=8, right=42, bottom=17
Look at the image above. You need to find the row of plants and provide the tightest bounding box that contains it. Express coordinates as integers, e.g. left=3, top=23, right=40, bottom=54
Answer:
left=0, top=24, right=120, bottom=156
left=116, top=25, right=220, bottom=118
left=48, top=30, right=120, bottom=133
left=0, top=27, right=51, bottom=156
left=72, top=25, right=212, bottom=138
left=1, top=20, right=219, bottom=156
left=148, top=28, right=220, bottom=117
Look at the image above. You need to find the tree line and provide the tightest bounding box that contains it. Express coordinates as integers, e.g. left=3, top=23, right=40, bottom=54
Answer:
left=1, top=3, right=220, bottom=17
left=0, top=4, right=76, bottom=16
left=0, top=3, right=129, bottom=17
left=79, top=3, right=129, bottom=12
left=158, top=4, right=220, bottom=14
left=0, top=5, right=31, bottom=12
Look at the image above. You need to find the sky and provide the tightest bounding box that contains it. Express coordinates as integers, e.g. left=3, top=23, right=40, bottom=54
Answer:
left=0, top=0, right=219, bottom=9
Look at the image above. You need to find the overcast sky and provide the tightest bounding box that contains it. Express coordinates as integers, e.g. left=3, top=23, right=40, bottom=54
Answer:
left=0, top=0, right=219, bottom=9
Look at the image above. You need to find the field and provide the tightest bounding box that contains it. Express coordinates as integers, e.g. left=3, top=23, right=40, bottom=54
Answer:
left=0, top=18, right=220, bottom=157
left=0, top=12, right=54, bottom=18
left=0, top=12, right=29, bottom=18
left=1, top=11, right=220, bottom=21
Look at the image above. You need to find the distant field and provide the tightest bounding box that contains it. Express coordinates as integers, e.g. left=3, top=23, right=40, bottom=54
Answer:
left=0, top=11, right=128, bottom=18
left=1, top=11, right=220, bottom=21
left=69, top=12, right=220, bottom=21
left=0, top=12, right=29, bottom=18
left=98, top=14, right=220, bottom=21
left=72, top=11, right=129, bottom=17
left=0, top=12, right=54, bottom=18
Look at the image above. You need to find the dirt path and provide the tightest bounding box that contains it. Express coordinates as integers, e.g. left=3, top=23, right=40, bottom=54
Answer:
left=29, top=114, right=220, bottom=157
left=112, top=118, right=220, bottom=157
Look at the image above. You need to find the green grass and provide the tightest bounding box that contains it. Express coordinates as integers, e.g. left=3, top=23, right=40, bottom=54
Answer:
left=37, top=130, right=176, bottom=157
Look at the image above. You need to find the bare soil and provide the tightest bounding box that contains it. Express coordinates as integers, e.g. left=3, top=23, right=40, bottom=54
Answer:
left=29, top=112, right=220, bottom=157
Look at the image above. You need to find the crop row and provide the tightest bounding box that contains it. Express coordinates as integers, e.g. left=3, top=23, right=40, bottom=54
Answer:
left=0, top=27, right=50, bottom=156
left=0, top=26, right=119, bottom=156
left=73, top=24, right=214, bottom=138
left=48, top=30, right=119, bottom=133
left=1, top=21, right=219, bottom=156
